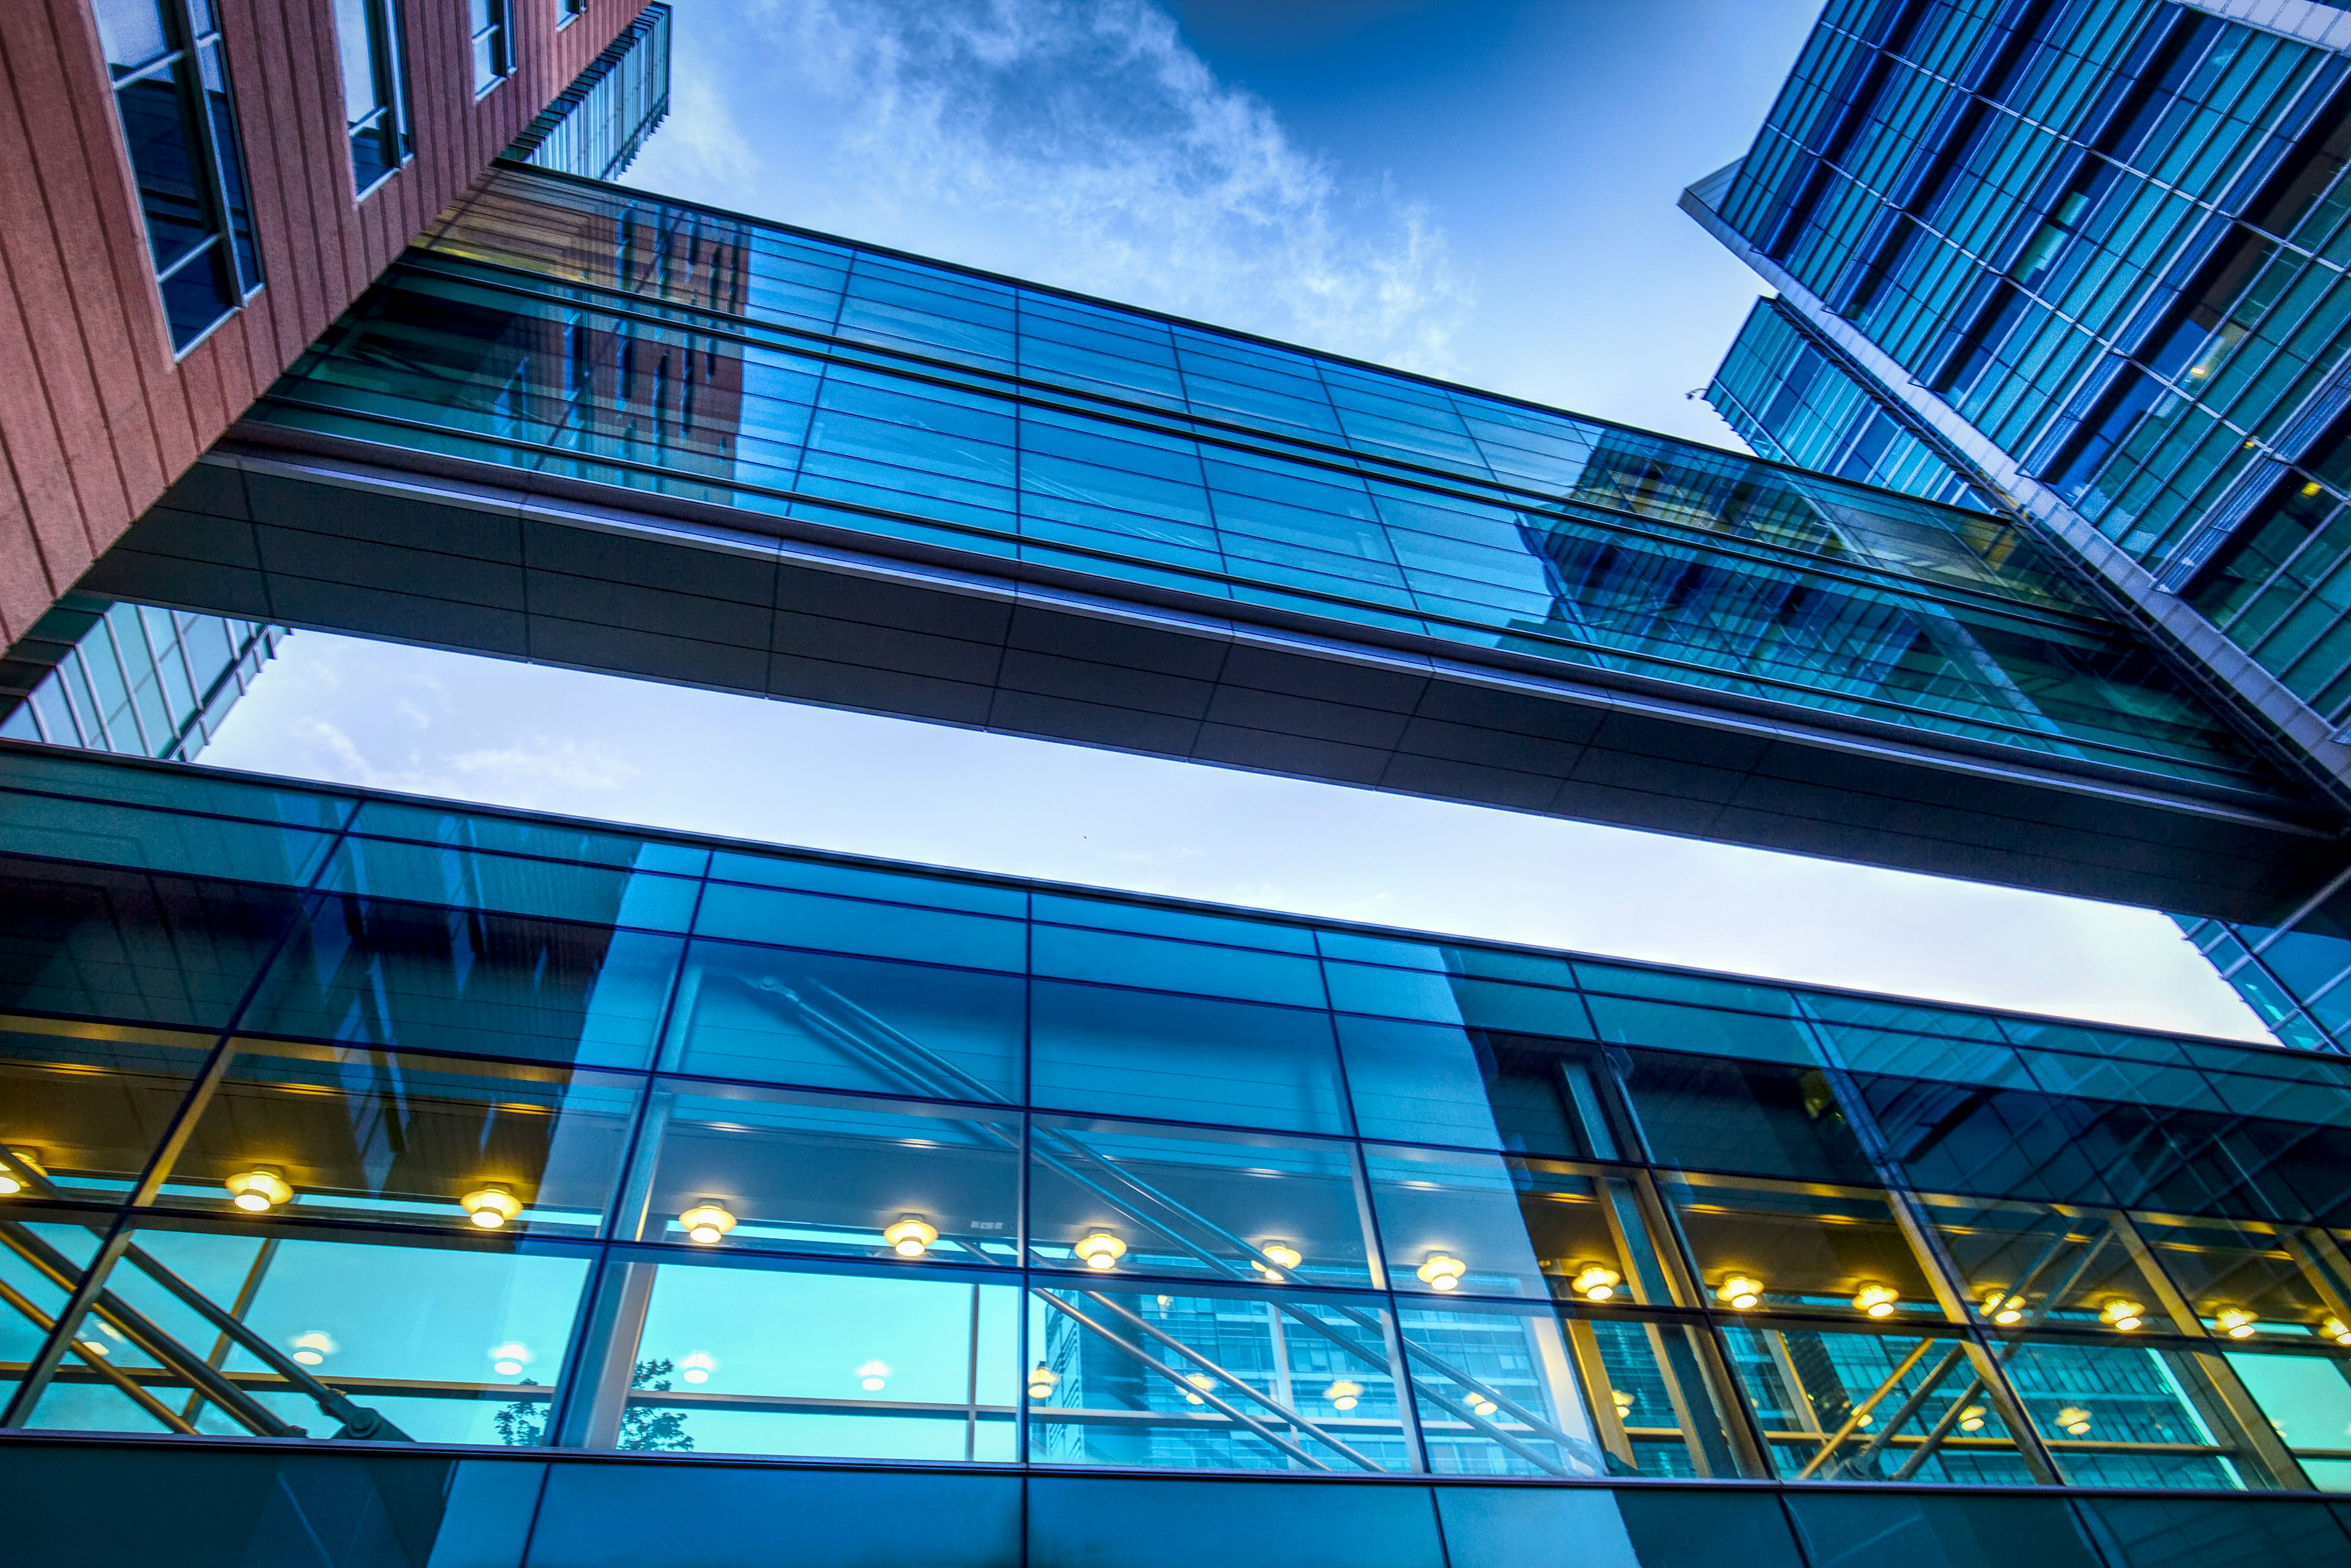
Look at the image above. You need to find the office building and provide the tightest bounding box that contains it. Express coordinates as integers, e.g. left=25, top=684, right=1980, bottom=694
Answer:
left=7, top=741, right=2351, bottom=1562
left=1683, top=0, right=2351, bottom=1050
left=0, top=593, right=276, bottom=759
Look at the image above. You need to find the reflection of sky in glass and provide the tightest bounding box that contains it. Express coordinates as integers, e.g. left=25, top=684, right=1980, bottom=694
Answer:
left=631, top=1262, right=1017, bottom=1461
left=2228, top=1351, right=2351, bottom=1455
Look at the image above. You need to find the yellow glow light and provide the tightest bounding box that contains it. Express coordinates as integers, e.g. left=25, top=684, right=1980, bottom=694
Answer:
left=1416, top=1254, right=1467, bottom=1291
left=2305, top=481, right=2327, bottom=497
left=1466, top=1394, right=1499, bottom=1418
left=679, top=1201, right=737, bottom=1244
left=2215, top=1307, right=2257, bottom=1340
left=1255, top=1241, right=1303, bottom=1281
left=1571, top=1264, right=1621, bottom=1302
left=289, top=1329, right=336, bottom=1366
left=1853, top=1283, right=1900, bottom=1318
left=2056, top=1406, right=2092, bottom=1437
left=884, top=1215, right=938, bottom=1258
left=1028, top=1363, right=1059, bottom=1400
left=2324, top=1317, right=2351, bottom=1348
left=1717, top=1274, right=1764, bottom=1311
left=461, top=1184, right=522, bottom=1229
left=1325, top=1378, right=1363, bottom=1412
left=225, top=1168, right=293, bottom=1213
left=0, top=1148, right=41, bottom=1196
left=1981, top=1289, right=2025, bottom=1326
left=1074, top=1231, right=1126, bottom=1270
left=1184, top=1372, right=1215, bottom=1405
left=2100, top=1299, right=2144, bottom=1333
left=1958, top=1405, right=1986, bottom=1434
left=1612, top=1389, right=1635, bottom=1415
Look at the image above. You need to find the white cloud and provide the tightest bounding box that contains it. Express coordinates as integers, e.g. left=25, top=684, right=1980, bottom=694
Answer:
left=626, top=0, right=1474, bottom=371
left=448, top=740, right=643, bottom=796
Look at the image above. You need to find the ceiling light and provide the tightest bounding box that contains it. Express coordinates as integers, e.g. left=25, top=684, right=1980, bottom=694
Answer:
left=1183, top=1372, right=1214, bottom=1405
left=884, top=1215, right=938, bottom=1258
left=679, top=1201, right=736, bottom=1244
left=1074, top=1231, right=1126, bottom=1270
left=490, top=1341, right=533, bottom=1377
left=1612, top=1389, right=1635, bottom=1416
left=1416, top=1254, right=1467, bottom=1291
left=2324, top=1317, right=2351, bottom=1348
left=859, top=1359, right=890, bottom=1392
left=2215, top=1307, right=2257, bottom=1339
left=0, top=1148, right=42, bottom=1196
left=461, top=1184, right=522, bottom=1229
left=678, top=1351, right=717, bottom=1385
left=225, top=1168, right=292, bottom=1213
left=1981, top=1289, right=2025, bottom=1326
left=1028, top=1363, right=1058, bottom=1400
left=1572, top=1264, right=1621, bottom=1302
left=1324, top=1379, right=1362, bottom=1411
left=2056, top=1405, right=2092, bottom=1437
left=1717, top=1274, right=1764, bottom=1311
left=2100, top=1300, right=2144, bottom=1332
left=1853, top=1284, right=1899, bottom=1318
left=1466, top=1393, right=1499, bottom=1417
left=1255, top=1241, right=1302, bottom=1281
left=1958, top=1405, right=1985, bottom=1433
left=289, top=1329, right=336, bottom=1366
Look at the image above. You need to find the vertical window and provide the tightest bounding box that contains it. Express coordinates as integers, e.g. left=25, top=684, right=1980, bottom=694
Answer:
left=469, top=0, right=511, bottom=93
left=560, top=0, right=587, bottom=24
left=90, top=0, right=262, bottom=351
left=332, top=0, right=410, bottom=196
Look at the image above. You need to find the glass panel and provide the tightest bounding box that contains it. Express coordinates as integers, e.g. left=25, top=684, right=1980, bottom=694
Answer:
left=2225, top=1348, right=2351, bottom=1479
left=605, top=1255, right=1018, bottom=1461
left=2132, top=1214, right=2351, bottom=1344
left=1918, top=1195, right=2181, bottom=1333
left=1661, top=1172, right=1947, bottom=1322
left=1028, top=1280, right=1408, bottom=1472
left=1029, top=981, right=1348, bottom=1134
left=1027, top=1116, right=1372, bottom=1288
left=1568, top=1314, right=1749, bottom=1478
left=1365, top=1144, right=1676, bottom=1306
left=1400, top=1297, right=1615, bottom=1477
left=624, top=1080, right=1018, bottom=1265
left=1720, top=1322, right=2035, bottom=1483
left=1332, top=1017, right=1627, bottom=1157
left=33, top=1223, right=591, bottom=1445
left=157, top=1041, right=640, bottom=1236
left=2004, top=1337, right=2300, bottom=1489
left=1613, top=1046, right=1879, bottom=1182
left=658, top=940, right=1022, bottom=1102
left=242, top=897, right=681, bottom=1068
left=0, top=1016, right=214, bottom=1203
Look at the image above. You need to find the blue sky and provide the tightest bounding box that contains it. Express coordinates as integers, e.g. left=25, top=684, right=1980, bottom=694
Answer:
left=204, top=0, right=2267, bottom=1040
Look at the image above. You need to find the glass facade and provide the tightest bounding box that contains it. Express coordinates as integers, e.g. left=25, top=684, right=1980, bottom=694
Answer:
left=1710, top=296, right=1997, bottom=510
left=10, top=741, right=2351, bottom=1499
left=0, top=594, right=278, bottom=761
left=1702, top=0, right=2351, bottom=748
left=469, top=0, right=512, bottom=96
left=509, top=2, right=671, bottom=182
left=93, top=0, right=263, bottom=350
left=239, top=162, right=2298, bottom=807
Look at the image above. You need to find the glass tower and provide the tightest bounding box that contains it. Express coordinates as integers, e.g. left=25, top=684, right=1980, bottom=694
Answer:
left=0, top=593, right=277, bottom=760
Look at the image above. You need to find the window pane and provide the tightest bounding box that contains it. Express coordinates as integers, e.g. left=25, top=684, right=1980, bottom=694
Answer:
left=599, top=1255, right=1018, bottom=1461
left=159, top=1041, right=641, bottom=1237
left=0, top=1016, right=213, bottom=1203
left=2004, top=1337, right=2302, bottom=1489
left=1401, top=1297, right=1616, bottom=1477
left=1029, top=1281, right=1409, bottom=1472
left=1570, top=1314, right=1750, bottom=1478
left=1661, top=1172, right=1946, bottom=1323
left=243, top=896, right=681, bottom=1068
left=2132, top=1214, right=2344, bottom=1343
left=1614, top=1047, right=1877, bottom=1182
left=624, top=1080, right=1019, bottom=1264
left=1720, top=1322, right=2035, bottom=1483
left=1029, top=981, right=1348, bottom=1134
left=1028, top=1116, right=1372, bottom=1288
left=1365, top=1144, right=1676, bottom=1307
left=0, top=862, right=303, bottom=1030
left=1917, top=1195, right=2178, bottom=1332
left=2226, top=1348, right=2351, bottom=1483
left=658, top=940, right=1022, bottom=1102
left=1333, top=1018, right=1627, bottom=1157
left=34, top=1224, right=591, bottom=1446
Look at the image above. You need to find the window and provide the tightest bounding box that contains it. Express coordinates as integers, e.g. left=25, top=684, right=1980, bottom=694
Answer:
left=560, top=0, right=587, bottom=24
left=90, top=0, right=262, bottom=350
left=469, top=0, right=511, bottom=94
left=331, top=0, right=410, bottom=195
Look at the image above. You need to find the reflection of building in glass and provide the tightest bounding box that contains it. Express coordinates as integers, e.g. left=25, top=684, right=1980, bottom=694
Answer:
left=0, top=594, right=277, bottom=760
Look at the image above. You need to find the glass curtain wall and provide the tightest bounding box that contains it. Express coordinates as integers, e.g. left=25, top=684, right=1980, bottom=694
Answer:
left=0, top=595, right=279, bottom=760
left=9, top=745, right=2351, bottom=1494
left=243, top=164, right=2291, bottom=807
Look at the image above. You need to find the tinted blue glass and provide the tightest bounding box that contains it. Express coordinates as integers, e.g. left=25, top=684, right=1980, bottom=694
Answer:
left=1029, top=980, right=1348, bottom=1133
left=1030, top=924, right=1324, bottom=1008
left=693, top=882, right=1025, bottom=972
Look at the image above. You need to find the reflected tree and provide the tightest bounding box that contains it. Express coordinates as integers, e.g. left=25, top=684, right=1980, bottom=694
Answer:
left=494, top=1360, right=694, bottom=1450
